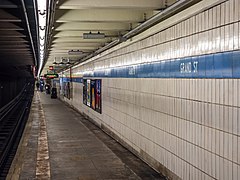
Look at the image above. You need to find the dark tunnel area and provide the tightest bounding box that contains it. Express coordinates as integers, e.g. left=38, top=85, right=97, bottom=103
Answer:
left=0, top=77, right=33, bottom=108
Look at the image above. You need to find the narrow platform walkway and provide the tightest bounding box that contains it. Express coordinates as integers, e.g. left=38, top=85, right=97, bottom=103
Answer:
left=9, top=91, right=165, bottom=180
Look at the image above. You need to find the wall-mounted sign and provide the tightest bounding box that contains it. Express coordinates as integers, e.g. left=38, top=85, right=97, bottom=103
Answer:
left=44, top=74, right=59, bottom=79
left=49, top=66, right=54, bottom=70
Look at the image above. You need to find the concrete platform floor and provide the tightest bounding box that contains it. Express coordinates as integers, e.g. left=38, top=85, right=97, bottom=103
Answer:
left=8, top=91, right=166, bottom=180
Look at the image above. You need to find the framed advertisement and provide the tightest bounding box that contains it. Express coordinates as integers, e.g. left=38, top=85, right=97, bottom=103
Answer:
left=95, top=79, right=101, bottom=113
left=82, top=79, right=102, bottom=114
left=87, top=79, right=91, bottom=107
left=91, top=80, right=96, bottom=110
left=83, top=79, right=87, bottom=105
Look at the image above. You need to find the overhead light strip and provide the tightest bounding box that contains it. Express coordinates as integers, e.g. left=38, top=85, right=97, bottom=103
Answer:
left=37, top=0, right=47, bottom=77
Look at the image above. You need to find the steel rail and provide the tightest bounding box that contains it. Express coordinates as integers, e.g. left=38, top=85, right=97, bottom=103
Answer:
left=0, top=82, right=34, bottom=178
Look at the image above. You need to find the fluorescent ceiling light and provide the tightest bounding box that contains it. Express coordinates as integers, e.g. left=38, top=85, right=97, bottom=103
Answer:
left=37, top=0, right=47, bottom=77
left=39, top=29, right=45, bottom=38
left=39, top=16, right=46, bottom=28
left=40, top=38, right=45, bottom=46
left=37, top=0, right=47, bottom=13
left=59, top=61, right=65, bottom=65
left=68, top=50, right=83, bottom=55
left=66, top=59, right=73, bottom=65
left=83, top=32, right=105, bottom=39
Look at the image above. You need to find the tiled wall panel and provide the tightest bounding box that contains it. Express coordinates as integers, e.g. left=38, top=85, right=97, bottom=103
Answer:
left=61, top=0, right=240, bottom=179
left=67, top=78, right=239, bottom=180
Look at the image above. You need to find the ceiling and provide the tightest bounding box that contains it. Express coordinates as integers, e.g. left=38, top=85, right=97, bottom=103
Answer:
left=0, top=0, right=202, bottom=78
left=43, top=0, right=178, bottom=74
left=0, top=0, right=38, bottom=78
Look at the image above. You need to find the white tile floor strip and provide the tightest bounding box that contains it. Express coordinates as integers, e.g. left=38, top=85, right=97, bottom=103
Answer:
left=36, top=92, right=51, bottom=179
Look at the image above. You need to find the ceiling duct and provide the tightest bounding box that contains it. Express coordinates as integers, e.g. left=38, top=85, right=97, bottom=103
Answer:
left=83, top=32, right=105, bottom=39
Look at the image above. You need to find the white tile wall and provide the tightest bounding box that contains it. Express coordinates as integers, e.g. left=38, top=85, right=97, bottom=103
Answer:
left=62, top=0, right=240, bottom=179
left=69, top=77, right=240, bottom=180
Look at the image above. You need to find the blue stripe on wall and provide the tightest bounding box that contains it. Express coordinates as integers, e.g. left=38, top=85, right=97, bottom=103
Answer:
left=53, top=79, right=60, bottom=84
left=62, top=77, right=71, bottom=82
left=82, top=51, right=240, bottom=79
left=72, top=77, right=83, bottom=83
left=60, top=77, right=83, bottom=83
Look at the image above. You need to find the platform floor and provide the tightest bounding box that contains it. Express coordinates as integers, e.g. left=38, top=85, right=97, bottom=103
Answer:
left=8, top=91, right=166, bottom=180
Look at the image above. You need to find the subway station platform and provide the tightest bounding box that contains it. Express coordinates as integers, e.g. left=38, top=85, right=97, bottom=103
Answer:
left=7, top=91, right=165, bottom=180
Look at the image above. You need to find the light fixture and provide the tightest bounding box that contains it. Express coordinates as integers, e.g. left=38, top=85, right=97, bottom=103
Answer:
left=37, top=0, right=46, bottom=12
left=66, top=59, right=72, bottom=65
left=39, top=29, right=45, bottom=38
left=53, top=57, right=58, bottom=65
left=68, top=49, right=83, bottom=55
left=37, top=0, right=47, bottom=77
left=52, top=57, right=76, bottom=67
left=59, top=58, right=65, bottom=65
left=39, top=38, right=45, bottom=46
left=83, top=31, right=105, bottom=39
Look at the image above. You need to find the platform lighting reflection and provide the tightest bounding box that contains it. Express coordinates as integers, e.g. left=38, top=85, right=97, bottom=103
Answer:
left=37, top=0, right=47, bottom=77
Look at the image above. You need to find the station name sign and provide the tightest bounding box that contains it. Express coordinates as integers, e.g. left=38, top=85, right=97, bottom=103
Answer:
left=44, top=73, right=59, bottom=79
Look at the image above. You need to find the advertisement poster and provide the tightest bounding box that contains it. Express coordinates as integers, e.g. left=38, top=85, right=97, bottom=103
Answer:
left=83, top=79, right=87, bottom=105
left=95, top=79, right=101, bottom=113
left=67, top=82, right=70, bottom=99
left=63, top=82, right=71, bottom=99
left=91, top=80, right=96, bottom=110
left=87, top=79, right=91, bottom=107
left=82, top=79, right=102, bottom=114
left=63, top=82, right=67, bottom=97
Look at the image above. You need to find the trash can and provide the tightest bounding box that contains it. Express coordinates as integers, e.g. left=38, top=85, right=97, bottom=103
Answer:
left=45, top=84, right=51, bottom=94
left=51, top=87, right=57, bottom=98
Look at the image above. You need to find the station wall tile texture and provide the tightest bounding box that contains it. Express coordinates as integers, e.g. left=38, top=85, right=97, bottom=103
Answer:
left=60, top=0, right=240, bottom=179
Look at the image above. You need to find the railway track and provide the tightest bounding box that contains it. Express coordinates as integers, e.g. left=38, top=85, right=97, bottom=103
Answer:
left=0, top=82, right=34, bottom=179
